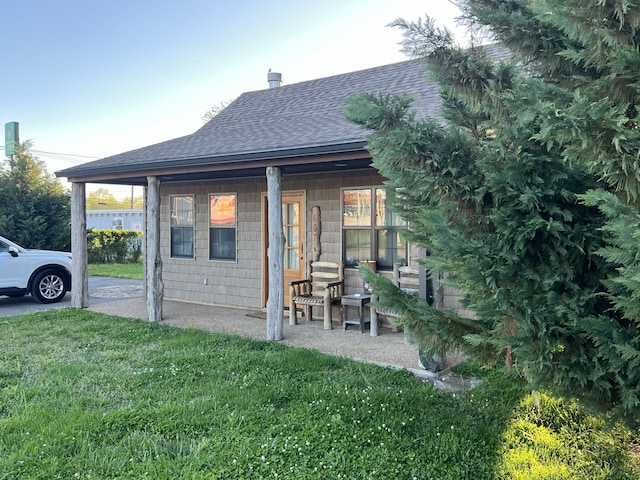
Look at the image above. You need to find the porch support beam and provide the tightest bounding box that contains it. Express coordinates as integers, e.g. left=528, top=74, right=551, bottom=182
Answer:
left=146, top=176, right=163, bottom=322
left=71, top=182, right=89, bottom=308
left=266, top=166, right=285, bottom=341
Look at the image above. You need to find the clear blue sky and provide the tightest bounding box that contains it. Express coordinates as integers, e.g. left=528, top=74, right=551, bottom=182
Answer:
left=1, top=0, right=464, bottom=197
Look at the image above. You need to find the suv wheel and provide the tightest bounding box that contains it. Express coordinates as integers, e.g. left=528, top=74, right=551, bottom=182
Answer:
left=31, top=269, right=67, bottom=303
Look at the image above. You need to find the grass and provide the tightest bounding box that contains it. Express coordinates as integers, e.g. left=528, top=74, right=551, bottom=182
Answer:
left=0, top=310, right=638, bottom=479
left=88, top=262, right=143, bottom=279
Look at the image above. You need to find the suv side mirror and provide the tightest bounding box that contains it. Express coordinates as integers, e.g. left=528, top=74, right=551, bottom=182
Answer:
left=8, top=246, right=19, bottom=257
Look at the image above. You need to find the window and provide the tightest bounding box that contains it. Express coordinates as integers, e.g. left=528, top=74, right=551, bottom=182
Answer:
left=112, top=218, right=123, bottom=230
left=342, top=187, right=407, bottom=270
left=209, top=193, right=236, bottom=261
left=170, top=195, right=194, bottom=258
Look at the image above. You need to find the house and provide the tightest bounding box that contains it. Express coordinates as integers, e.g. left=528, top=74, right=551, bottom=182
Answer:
left=56, top=57, right=468, bottom=330
left=87, top=209, right=144, bottom=232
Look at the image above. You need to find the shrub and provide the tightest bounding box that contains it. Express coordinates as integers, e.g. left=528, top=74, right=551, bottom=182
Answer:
left=87, top=229, right=142, bottom=264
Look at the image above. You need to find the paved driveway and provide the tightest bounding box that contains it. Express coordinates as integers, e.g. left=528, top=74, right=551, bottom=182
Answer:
left=0, top=277, right=143, bottom=317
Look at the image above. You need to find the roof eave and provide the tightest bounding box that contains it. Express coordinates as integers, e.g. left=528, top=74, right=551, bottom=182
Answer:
left=57, top=140, right=369, bottom=182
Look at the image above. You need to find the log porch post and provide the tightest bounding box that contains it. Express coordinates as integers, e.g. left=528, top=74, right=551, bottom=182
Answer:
left=266, top=166, right=285, bottom=341
left=146, top=176, right=163, bottom=322
left=71, top=182, right=89, bottom=308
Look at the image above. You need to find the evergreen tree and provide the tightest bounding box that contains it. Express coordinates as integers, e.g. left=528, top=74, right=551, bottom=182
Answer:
left=0, top=141, right=71, bottom=250
left=346, top=1, right=640, bottom=423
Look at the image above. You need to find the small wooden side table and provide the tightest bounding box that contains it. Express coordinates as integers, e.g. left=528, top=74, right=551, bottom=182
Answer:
left=341, top=294, right=371, bottom=333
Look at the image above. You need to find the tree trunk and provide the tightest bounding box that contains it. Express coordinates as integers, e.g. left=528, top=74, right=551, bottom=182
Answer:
left=266, top=166, right=284, bottom=341
left=71, top=182, right=89, bottom=308
left=146, top=176, right=163, bottom=322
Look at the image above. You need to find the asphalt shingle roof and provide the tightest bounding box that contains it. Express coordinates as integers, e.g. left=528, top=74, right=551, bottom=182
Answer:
left=58, top=44, right=512, bottom=181
left=56, top=57, right=442, bottom=179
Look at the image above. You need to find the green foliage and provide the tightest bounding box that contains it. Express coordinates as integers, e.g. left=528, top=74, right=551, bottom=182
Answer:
left=87, top=228, right=142, bottom=263
left=497, top=391, right=640, bottom=479
left=346, top=1, right=640, bottom=425
left=462, top=0, right=640, bottom=200
left=86, top=187, right=143, bottom=209
left=0, top=310, right=637, bottom=478
left=581, top=190, right=640, bottom=322
left=0, top=141, right=71, bottom=250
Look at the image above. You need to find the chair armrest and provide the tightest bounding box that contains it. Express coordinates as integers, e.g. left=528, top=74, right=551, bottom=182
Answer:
left=325, top=280, right=344, bottom=298
left=289, top=279, right=312, bottom=297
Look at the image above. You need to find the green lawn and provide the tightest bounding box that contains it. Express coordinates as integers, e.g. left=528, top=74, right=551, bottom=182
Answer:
left=88, top=262, right=143, bottom=280
left=0, top=310, right=638, bottom=479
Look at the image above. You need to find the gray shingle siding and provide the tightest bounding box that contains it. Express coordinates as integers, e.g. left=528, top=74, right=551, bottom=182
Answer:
left=159, top=170, right=384, bottom=307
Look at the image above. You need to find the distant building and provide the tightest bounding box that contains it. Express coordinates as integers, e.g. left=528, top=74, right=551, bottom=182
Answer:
left=86, top=209, right=144, bottom=232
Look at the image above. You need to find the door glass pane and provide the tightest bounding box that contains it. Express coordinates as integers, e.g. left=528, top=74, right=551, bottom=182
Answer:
left=288, top=203, right=299, bottom=225
left=286, top=246, right=299, bottom=270
left=285, top=226, right=299, bottom=270
left=287, top=225, right=299, bottom=249
left=282, top=202, right=300, bottom=271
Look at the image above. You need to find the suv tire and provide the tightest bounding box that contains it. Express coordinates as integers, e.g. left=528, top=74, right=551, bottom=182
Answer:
left=31, top=269, right=67, bottom=303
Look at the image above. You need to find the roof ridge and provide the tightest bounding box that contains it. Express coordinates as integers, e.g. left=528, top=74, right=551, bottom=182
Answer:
left=241, top=57, right=425, bottom=95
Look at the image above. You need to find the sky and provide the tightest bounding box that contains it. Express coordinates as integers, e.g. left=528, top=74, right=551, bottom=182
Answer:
left=1, top=0, right=466, bottom=198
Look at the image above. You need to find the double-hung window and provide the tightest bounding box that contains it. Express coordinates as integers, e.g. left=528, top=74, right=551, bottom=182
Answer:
left=170, top=195, right=194, bottom=258
left=209, top=193, right=237, bottom=261
left=342, top=187, right=407, bottom=270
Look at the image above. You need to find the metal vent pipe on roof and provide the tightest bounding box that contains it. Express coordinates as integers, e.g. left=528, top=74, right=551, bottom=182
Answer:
left=267, top=71, right=283, bottom=88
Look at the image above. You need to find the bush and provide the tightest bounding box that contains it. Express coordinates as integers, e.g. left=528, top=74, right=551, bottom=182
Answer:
left=87, top=229, right=142, bottom=264
left=497, top=392, right=637, bottom=479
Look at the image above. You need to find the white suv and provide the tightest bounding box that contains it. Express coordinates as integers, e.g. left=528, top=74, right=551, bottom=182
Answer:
left=0, top=235, right=72, bottom=303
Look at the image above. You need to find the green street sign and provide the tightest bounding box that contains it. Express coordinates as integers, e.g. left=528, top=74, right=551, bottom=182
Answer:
left=5, top=121, right=19, bottom=156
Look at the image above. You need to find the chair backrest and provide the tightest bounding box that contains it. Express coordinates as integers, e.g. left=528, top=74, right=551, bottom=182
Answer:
left=309, top=261, right=344, bottom=296
left=393, top=264, right=419, bottom=294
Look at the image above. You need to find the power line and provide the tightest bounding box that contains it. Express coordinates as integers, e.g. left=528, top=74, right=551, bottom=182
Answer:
left=0, top=145, right=100, bottom=164
left=32, top=149, right=99, bottom=159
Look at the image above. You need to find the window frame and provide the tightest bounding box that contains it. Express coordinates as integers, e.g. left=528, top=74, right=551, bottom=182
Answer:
left=341, top=186, right=407, bottom=270
left=209, top=192, right=237, bottom=262
left=170, top=194, right=195, bottom=259
left=112, top=217, right=123, bottom=230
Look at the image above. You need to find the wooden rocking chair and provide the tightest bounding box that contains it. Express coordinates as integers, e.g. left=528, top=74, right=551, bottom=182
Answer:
left=370, top=264, right=419, bottom=334
left=289, top=261, right=344, bottom=330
